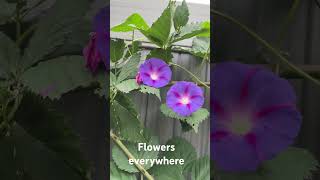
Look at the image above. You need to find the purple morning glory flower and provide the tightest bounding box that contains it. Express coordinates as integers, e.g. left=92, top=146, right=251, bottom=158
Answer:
left=211, top=62, right=301, bottom=172
left=138, top=58, right=172, bottom=88
left=167, top=81, right=204, bottom=116
left=83, top=7, right=109, bottom=73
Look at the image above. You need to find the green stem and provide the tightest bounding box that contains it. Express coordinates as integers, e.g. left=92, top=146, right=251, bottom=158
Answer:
left=275, top=0, right=300, bottom=74
left=211, top=10, right=320, bottom=86
left=169, top=62, right=210, bottom=89
left=16, top=24, right=37, bottom=46
left=110, top=131, right=154, bottom=180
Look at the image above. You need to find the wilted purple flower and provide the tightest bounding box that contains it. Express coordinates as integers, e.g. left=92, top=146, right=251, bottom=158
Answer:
left=138, top=58, right=172, bottom=88
left=83, top=7, right=109, bottom=73
left=167, top=81, right=204, bottom=116
left=211, top=62, right=301, bottom=172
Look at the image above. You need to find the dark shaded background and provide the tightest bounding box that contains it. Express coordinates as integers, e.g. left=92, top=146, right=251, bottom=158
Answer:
left=213, top=0, right=320, bottom=178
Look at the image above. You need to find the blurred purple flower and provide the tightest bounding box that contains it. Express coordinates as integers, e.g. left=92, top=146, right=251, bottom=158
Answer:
left=167, top=81, right=204, bottom=116
left=211, top=62, right=301, bottom=172
left=138, top=58, right=172, bottom=88
left=135, top=72, right=143, bottom=85
left=83, top=6, right=109, bottom=73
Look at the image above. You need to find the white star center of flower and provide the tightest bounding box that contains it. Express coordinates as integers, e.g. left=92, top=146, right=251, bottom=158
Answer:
left=180, top=96, right=190, bottom=105
left=150, top=73, right=159, bottom=80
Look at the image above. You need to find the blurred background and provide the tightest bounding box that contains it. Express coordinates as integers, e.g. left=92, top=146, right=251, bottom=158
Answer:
left=213, top=0, right=320, bottom=178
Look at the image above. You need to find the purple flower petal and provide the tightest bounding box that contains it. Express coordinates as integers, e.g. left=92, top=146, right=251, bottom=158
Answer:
left=139, top=58, right=172, bottom=88
left=211, top=62, right=301, bottom=172
left=167, top=81, right=204, bottom=116
left=83, top=6, right=109, bottom=73
left=83, top=33, right=101, bottom=73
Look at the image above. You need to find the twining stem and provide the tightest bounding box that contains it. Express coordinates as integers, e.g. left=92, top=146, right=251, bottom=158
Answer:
left=110, top=131, right=155, bottom=180
left=168, top=81, right=210, bottom=87
left=169, top=62, right=210, bottom=89
left=275, top=0, right=301, bottom=74
left=211, top=10, right=320, bottom=86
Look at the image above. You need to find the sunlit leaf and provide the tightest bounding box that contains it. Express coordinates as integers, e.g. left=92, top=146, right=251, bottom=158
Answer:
left=173, top=0, right=189, bottom=30
left=160, top=104, right=209, bottom=132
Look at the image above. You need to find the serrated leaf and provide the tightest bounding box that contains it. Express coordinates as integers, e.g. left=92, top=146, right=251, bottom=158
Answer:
left=94, top=73, right=108, bottom=99
left=117, top=54, right=141, bottom=82
left=22, top=56, right=95, bottom=100
left=149, top=165, right=184, bottom=180
left=140, top=85, right=161, bottom=100
left=160, top=104, right=209, bottom=132
left=115, top=92, right=138, bottom=117
left=112, top=135, right=159, bottom=173
left=162, top=137, right=197, bottom=171
left=146, top=48, right=173, bottom=63
left=0, top=1, right=15, bottom=25
left=47, top=19, right=91, bottom=59
left=112, top=100, right=144, bottom=142
left=215, top=147, right=319, bottom=180
left=111, top=13, right=149, bottom=32
left=116, top=79, right=140, bottom=93
left=172, top=22, right=210, bottom=43
left=10, top=93, right=91, bottom=180
left=111, top=39, right=126, bottom=62
left=0, top=32, right=20, bottom=77
left=190, top=37, right=210, bottom=60
left=185, top=156, right=210, bottom=180
left=174, top=0, right=189, bottom=30
left=23, top=0, right=89, bottom=70
left=146, top=4, right=172, bottom=47
left=110, top=161, right=136, bottom=180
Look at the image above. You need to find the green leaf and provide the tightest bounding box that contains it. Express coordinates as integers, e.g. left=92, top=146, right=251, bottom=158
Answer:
left=172, top=22, right=210, bottom=43
left=48, top=19, right=91, bottom=59
left=115, top=92, right=139, bottom=118
left=0, top=32, right=20, bottom=77
left=110, top=161, right=136, bottom=180
left=185, top=156, right=210, bottom=180
left=162, top=137, right=197, bottom=171
left=22, top=56, right=95, bottom=100
left=116, top=79, right=140, bottom=93
left=0, top=1, right=15, bottom=25
left=146, top=48, right=173, bottom=63
left=94, top=73, right=109, bottom=99
left=111, top=39, right=126, bottom=62
left=23, top=0, right=89, bottom=70
left=0, top=137, right=16, bottom=179
left=112, top=135, right=159, bottom=173
left=9, top=93, right=91, bottom=180
left=139, top=85, right=161, bottom=100
left=111, top=13, right=150, bottom=32
left=117, top=53, right=141, bottom=82
left=146, top=4, right=172, bottom=47
left=190, top=37, right=210, bottom=60
left=124, top=41, right=141, bottom=59
left=215, top=147, right=319, bottom=180
left=160, top=104, right=209, bottom=133
left=149, top=165, right=184, bottom=180
left=112, top=100, right=145, bottom=142
left=173, top=0, right=189, bottom=30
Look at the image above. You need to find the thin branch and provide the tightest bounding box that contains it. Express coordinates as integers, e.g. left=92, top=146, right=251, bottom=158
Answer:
left=212, top=10, right=320, bottom=87
left=110, top=131, right=154, bottom=180
left=169, top=62, right=210, bottom=89
left=275, top=0, right=301, bottom=74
